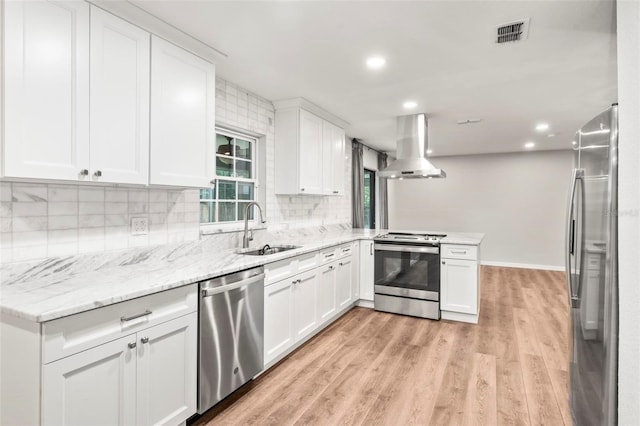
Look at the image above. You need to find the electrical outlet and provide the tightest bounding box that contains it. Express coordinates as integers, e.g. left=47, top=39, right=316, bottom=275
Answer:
left=131, top=217, right=148, bottom=236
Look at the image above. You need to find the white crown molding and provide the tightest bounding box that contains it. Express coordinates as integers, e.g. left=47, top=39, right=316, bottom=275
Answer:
left=273, top=97, right=349, bottom=129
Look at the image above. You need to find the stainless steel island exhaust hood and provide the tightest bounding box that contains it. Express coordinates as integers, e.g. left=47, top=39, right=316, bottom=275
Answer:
left=379, top=114, right=446, bottom=179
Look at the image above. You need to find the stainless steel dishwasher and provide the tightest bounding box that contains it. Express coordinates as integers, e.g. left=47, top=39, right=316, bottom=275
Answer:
left=198, top=266, right=264, bottom=413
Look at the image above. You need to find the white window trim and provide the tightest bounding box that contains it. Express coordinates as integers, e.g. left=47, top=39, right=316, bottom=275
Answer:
left=199, top=127, right=262, bottom=232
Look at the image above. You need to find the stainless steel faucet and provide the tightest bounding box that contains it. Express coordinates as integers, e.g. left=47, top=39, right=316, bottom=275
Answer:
left=243, top=202, right=266, bottom=248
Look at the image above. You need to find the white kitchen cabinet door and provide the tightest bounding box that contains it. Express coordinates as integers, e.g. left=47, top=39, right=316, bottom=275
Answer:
left=294, top=269, right=319, bottom=341
left=317, top=261, right=337, bottom=324
left=264, top=279, right=295, bottom=365
left=150, top=36, right=215, bottom=187
left=359, top=240, right=375, bottom=301
left=351, top=244, right=360, bottom=300
left=42, top=335, right=136, bottom=425
left=4, top=0, right=90, bottom=180
left=90, top=7, right=150, bottom=185
left=325, top=122, right=346, bottom=196
left=136, top=312, right=197, bottom=426
left=440, top=258, right=479, bottom=314
left=336, top=257, right=353, bottom=310
left=298, top=109, right=324, bottom=194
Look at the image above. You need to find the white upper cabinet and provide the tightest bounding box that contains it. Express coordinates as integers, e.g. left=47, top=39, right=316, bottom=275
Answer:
left=322, top=121, right=346, bottom=195
left=90, top=6, right=150, bottom=184
left=299, top=110, right=324, bottom=194
left=4, top=0, right=90, bottom=180
left=150, top=36, right=216, bottom=187
left=274, top=98, right=348, bottom=196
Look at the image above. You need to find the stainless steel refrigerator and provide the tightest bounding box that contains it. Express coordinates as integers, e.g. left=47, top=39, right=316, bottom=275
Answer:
left=566, top=104, right=618, bottom=426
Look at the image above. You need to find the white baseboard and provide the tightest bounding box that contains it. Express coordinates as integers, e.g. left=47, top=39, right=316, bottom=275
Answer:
left=356, top=299, right=374, bottom=309
left=480, top=261, right=565, bottom=272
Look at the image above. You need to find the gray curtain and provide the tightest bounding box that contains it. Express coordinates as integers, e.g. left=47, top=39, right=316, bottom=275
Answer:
left=352, top=140, right=364, bottom=228
left=378, top=152, right=389, bottom=229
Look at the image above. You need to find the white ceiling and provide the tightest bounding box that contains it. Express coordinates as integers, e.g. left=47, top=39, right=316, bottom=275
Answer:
left=132, top=0, right=617, bottom=157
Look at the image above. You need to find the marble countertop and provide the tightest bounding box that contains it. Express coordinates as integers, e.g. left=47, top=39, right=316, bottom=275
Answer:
left=0, top=228, right=483, bottom=323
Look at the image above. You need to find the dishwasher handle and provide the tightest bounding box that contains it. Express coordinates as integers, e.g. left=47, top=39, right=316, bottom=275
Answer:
left=201, top=273, right=265, bottom=297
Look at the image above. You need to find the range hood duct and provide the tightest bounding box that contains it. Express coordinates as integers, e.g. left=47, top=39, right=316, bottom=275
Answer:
left=379, top=114, right=446, bottom=179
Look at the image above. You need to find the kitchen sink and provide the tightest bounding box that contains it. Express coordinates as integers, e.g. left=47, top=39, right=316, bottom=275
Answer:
left=236, top=244, right=301, bottom=256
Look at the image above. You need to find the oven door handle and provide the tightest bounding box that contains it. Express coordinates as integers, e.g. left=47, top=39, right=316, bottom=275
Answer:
left=374, top=243, right=439, bottom=254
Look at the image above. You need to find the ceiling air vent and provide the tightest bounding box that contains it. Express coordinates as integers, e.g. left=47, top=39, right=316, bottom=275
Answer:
left=495, top=18, right=530, bottom=44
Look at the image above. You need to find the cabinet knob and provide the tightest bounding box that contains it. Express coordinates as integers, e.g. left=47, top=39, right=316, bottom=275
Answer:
left=332, top=190, right=339, bottom=194
left=128, top=342, right=136, bottom=349
left=79, top=169, right=89, bottom=176
left=442, top=261, right=446, bottom=265
left=93, top=170, right=102, bottom=177
left=141, top=337, right=149, bottom=344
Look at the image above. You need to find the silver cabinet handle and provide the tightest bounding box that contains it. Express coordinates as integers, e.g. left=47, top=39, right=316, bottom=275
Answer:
left=370, top=243, right=373, bottom=256
left=300, top=188, right=305, bottom=192
left=120, top=309, right=152, bottom=322
left=332, top=190, right=339, bottom=194
left=339, top=262, right=343, bottom=266
left=128, top=342, right=136, bottom=349
left=80, top=169, right=89, bottom=176
left=450, top=250, right=467, bottom=254
left=93, top=170, right=102, bottom=177
left=141, top=337, right=149, bottom=344
left=442, top=261, right=446, bottom=265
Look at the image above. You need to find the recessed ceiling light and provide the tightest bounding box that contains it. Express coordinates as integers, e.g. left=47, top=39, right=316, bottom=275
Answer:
left=535, top=123, right=549, bottom=131
left=572, top=141, right=577, bottom=145
left=524, top=142, right=535, bottom=149
left=426, top=149, right=433, bottom=154
left=403, top=101, right=417, bottom=109
left=366, top=56, right=386, bottom=69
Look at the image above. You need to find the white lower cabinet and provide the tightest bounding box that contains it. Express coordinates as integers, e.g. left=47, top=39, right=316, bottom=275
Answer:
left=318, top=261, right=338, bottom=324
left=264, top=279, right=296, bottom=365
left=336, top=257, right=354, bottom=310
left=294, top=269, right=319, bottom=341
left=136, top=313, right=197, bottom=426
left=264, top=268, right=318, bottom=365
left=43, top=335, right=137, bottom=425
left=440, top=244, right=481, bottom=323
left=359, top=240, right=375, bottom=303
left=43, top=312, right=197, bottom=426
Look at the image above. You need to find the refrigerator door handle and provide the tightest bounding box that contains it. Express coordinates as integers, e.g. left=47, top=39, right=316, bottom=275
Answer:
left=565, top=168, right=584, bottom=308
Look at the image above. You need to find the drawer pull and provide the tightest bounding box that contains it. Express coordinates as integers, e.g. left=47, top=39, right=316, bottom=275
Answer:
left=141, top=337, right=149, bottom=344
left=451, top=250, right=467, bottom=254
left=120, top=310, right=152, bottom=322
left=128, top=342, right=136, bottom=349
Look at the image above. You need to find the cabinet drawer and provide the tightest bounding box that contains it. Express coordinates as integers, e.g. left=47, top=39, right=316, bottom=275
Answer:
left=441, top=244, right=477, bottom=261
left=321, top=247, right=339, bottom=263
left=338, top=243, right=353, bottom=258
left=42, top=284, right=197, bottom=364
left=265, top=258, right=297, bottom=285
left=265, top=252, right=319, bottom=286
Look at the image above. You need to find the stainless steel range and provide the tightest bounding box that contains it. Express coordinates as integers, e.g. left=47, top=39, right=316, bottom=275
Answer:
left=373, top=232, right=445, bottom=320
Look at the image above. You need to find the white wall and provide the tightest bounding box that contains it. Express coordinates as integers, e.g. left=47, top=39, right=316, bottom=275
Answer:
left=388, top=150, right=574, bottom=268
left=0, top=77, right=351, bottom=263
left=616, top=1, right=640, bottom=422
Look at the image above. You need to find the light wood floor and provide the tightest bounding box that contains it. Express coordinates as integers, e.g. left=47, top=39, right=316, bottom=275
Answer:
left=194, top=266, right=570, bottom=426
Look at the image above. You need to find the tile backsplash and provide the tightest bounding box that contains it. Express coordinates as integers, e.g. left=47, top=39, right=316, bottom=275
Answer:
left=0, top=76, right=351, bottom=264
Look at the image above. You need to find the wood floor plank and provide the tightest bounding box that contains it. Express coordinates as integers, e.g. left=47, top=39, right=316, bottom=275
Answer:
left=521, top=354, right=565, bottom=426
left=496, top=359, right=531, bottom=426
left=428, top=323, right=477, bottom=425
left=461, top=353, right=498, bottom=426
left=196, top=267, right=571, bottom=426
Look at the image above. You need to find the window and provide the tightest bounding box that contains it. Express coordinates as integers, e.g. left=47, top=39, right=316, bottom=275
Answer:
left=200, top=129, right=258, bottom=224
left=364, top=169, right=376, bottom=229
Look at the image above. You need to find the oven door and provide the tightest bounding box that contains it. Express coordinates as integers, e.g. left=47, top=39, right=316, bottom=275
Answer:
left=374, top=243, right=440, bottom=301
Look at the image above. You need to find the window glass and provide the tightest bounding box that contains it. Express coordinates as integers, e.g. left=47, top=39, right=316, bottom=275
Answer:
left=364, top=169, right=376, bottom=229
left=201, top=130, right=258, bottom=225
